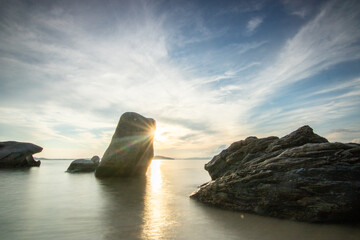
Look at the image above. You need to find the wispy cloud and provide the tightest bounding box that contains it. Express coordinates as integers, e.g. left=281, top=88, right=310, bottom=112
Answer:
left=246, top=17, right=263, bottom=33
left=248, top=0, right=360, bottom=105
left=204, top=0, right=360, bottom=139
left=292, top=8, right=309, bottom=18
left=282, top=0, right=312, bottom=18
left=217, top=1, right=266, bottom=15
left=235, top=40, right=268, bottom=55
left=0, top=0, right=359, bottom=158
left=326, top=128, right=360, bottom=143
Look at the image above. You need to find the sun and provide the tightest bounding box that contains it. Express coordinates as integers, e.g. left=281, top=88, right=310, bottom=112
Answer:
left=153, top=125, right=167, bottom=142
left=154, top=128, right=162, bottom=141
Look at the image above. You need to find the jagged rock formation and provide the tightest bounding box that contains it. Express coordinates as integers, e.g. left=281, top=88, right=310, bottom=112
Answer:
left=0, top=141, right=42, bottom=168
left=95, top=112, right=156, bottom=178
left=66, top=155, right=100, bottom=173
left=190, top=126, right=360, bottom=223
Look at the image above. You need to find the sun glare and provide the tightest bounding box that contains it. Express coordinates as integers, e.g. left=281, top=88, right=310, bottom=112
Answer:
left=149, top=160, right=162, bottom=192
left=154, top=127, right=166, bottom=142
left=142, top=160, right=165, bottom=238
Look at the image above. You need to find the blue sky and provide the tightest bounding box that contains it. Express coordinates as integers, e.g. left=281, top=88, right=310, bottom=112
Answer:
left=0, top=0, right=360, bottom=158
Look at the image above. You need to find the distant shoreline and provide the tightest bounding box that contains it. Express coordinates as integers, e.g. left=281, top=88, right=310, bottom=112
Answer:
left=36, top=156, right=210, bottom=161
left=35, top=158, right=75, bottom=161
left=153, top=155, right=175, bottom=160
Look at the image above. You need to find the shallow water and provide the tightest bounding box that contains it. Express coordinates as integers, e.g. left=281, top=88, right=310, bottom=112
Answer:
left=0, top=160, right=359, bottom=240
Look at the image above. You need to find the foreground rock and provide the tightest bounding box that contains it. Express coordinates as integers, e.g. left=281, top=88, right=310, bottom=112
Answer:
left=95, top=112, right=156, bottom=178
left=66, top=155, right=100, bottom=173
left=0, top=141, right=42, bottom=168
left=190, top=126, right=360, bottom=223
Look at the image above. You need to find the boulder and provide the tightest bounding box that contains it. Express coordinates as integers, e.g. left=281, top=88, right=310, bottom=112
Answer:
left=91, top=155, right=100, bottom=164
left=66, top=155, right=100, bottom=173
left=0, top=141, right=42, bottom=168
left=190, top=126, right=360, bottom=223
left=95, top=112, right=156, bottom=178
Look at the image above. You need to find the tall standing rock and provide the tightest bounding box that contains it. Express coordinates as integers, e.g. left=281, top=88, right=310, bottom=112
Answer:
left=95, top=112, right=156, bottom=178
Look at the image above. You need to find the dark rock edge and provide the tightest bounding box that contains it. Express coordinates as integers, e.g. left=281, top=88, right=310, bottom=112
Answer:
left=190, top=126, right=360, bottom=223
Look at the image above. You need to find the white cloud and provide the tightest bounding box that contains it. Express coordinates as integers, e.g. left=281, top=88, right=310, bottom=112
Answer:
left=235, top=40, right=267, bottom=55
left=0, top=1, right=253, bottom=158
left=0, top=0, right=359, bottom=158
left=282, top=0, right=311, bottom=18
left=326, top=129, right=360, bottom=143
left=247, top=0, right=360, bottom=105
left=292, top=8, right=309, bottom=18
left=203, top=0, right=360, bottom=139
left=246, top=17, right=263, bottom=33
left=218, top=1, right=266, bottom=15
left=302, top=78, right=360, bottom=99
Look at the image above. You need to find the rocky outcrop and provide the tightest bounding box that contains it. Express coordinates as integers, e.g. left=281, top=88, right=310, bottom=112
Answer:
left=190, top=126, right=360, bottom=223
left=66, top=155, right=100, bottom=173
left=0, top=141, right=42, bottom=168
left=95, top=112, right=156, bottom=178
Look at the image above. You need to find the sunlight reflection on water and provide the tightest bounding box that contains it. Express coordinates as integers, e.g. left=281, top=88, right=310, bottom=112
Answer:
left=149, top=160, right=162, bottom=193
left=142, top=160, right=168, bottom=239
left=1, top=160, right=359, bottom=240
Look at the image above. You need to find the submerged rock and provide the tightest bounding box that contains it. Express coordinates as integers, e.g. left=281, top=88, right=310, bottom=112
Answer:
left=0, top=141, right=42, bottom=168
left=190, top=126, right=360, bottom=223
left=66, top=155, right=100, bottom=173
left=95, top=112, right=156, bottom=178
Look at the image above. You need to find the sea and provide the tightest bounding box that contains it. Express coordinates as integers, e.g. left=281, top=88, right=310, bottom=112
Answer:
left=0, top=159, right=359, bottom=240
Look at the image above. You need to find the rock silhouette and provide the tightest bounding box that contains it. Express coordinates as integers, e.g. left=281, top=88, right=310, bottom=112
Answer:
left=0, top=141, right=42, bottom=168
left=190, top=126, right=360, bottom=223
left=67, top=155, right=100, bottom=173
left=95, top=112, right=155, bottom=178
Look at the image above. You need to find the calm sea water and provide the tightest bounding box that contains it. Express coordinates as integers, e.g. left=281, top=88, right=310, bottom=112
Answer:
left=0, top=159, right=359, bottom=240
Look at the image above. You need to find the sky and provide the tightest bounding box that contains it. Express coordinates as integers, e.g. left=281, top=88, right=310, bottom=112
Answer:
left=0, top=0, right=360, bottom=159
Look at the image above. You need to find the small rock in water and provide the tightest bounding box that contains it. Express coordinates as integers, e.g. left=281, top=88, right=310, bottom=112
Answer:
left=190, top=126, right=360, bottom=223
left=91, top=155, right=100, bottom=164
left=66, top=155, right=100, bottom=173
left=95, top=112, right=156, bottom=178
left=0, top=141, right=42, bottom=168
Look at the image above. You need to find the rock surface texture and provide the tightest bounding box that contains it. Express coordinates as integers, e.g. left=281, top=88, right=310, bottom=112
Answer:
left=95, top=112, right=156, bottom=178
left=67, top=155, right=100, bottom=173
left=190, top=126, right=360, bottom=223
left=0, top=141, right=42, bottom=168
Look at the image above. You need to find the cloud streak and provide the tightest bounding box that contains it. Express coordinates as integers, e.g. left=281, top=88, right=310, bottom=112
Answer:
left=246, top=17, right=263, bottom=33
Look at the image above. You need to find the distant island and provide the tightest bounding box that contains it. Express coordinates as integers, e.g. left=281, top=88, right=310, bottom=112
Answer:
left=35, top=156, right=209, bottom=161
left=153, top=155, right=175, bottom=160
left=35, top=157, right=75, bottom=161
left=177, top=157, right=211, bottom=160
left=153, top=156, right=211, bottom=160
